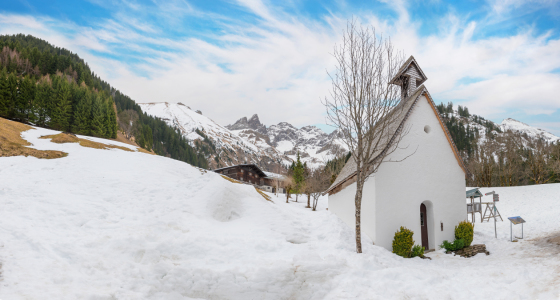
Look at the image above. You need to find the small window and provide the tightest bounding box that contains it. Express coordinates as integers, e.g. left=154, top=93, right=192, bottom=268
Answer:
left=424, top=125, right=431, bottom=134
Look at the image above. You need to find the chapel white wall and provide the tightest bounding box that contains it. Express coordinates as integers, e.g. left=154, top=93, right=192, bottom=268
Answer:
left=373, top=95, right=466, bottom=250
left=328, top=179, right=376, bottom=243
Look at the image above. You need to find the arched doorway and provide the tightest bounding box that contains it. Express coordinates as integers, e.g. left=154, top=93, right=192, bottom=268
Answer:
left=420, top=203, right=429, bottom=250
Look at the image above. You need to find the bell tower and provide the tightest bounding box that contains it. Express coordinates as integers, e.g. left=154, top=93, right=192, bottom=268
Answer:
left=389, top=56, right=428, bottom=100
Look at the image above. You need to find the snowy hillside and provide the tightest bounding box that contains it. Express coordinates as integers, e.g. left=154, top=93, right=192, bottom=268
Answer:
left=439, top=106, right=559, bottom=146
left=1, top=124, right=560, bottom=299
left=139, top=102, right=288, bottom=171
left=501, top=118, right=559, bottom=143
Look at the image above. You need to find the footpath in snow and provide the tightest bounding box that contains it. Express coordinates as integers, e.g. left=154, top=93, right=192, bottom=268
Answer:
left=0, top=125, right=559, bottom=299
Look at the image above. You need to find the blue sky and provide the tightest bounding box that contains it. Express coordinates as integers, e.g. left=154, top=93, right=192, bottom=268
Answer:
left=1, top=0, right=560, bottom=135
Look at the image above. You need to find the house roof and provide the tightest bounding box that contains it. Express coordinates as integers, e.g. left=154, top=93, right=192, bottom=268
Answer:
left=466, top=188, right=484, bottom=198
left=325, top=84, right=468, bottom=194
left=389, top=56, right=428, bottom=86
left=213, top=164, right=267, bottom=178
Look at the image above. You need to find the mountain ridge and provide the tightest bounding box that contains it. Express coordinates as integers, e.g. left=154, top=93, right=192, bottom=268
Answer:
left=139, top=102, right=347, bottom=171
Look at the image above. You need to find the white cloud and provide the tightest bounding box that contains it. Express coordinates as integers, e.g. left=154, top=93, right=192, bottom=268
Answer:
left=0, top=14, right=47, bottom=30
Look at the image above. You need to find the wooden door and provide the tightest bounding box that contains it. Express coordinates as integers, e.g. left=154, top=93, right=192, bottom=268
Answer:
left=420, top=203, right=429, bottom=250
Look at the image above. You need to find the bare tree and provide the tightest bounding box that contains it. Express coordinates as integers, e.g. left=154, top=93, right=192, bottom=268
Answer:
left=526, top=138, right=556, bottom=184
left=306, top=169, right=331, bottom=211
left=469, top=138, right=497, bottom=187
left=323, top=20, right=410, bottom=253
left=118, top=109, right=140, bottom=139
left=284, top=176, right=294, bottom=203
left=496, top=131, right=522, bottom=186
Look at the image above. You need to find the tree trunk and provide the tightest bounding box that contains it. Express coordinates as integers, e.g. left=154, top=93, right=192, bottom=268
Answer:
left=296, top=194, right=298, bottom=202
left=355, top=177, right=364, bottom=253
left=307, top=194, right=311, bottom=208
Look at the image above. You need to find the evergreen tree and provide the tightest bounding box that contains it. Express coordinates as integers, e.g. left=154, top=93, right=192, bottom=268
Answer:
left=90, top=93, right=106, bottom=137
left=0, top=67, right=8, bottom=117
left=71, top=86, right=91, bottom=135
left=104, top=99, right=117, bottom=138
left=293, top=152, right=305, bottom=201
left=142, top=124, right=153, bottom=150
left=48, top=77, right=72, bottom=131
left=6, top=72, right=18, bottom=119
left=18, top=76, right=36, bottom=123
left=34, top=79, right=51, bottom=127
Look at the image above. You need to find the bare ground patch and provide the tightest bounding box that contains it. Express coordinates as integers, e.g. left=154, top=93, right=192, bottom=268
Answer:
left=40, top=133, right=134, bottom=152
left=531, top=232, right=560, bottom=255
left=0, top=117, right=67, bottom=159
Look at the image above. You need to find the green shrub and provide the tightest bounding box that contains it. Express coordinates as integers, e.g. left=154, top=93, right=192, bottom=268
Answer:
left=439, top=239, right=465, bottom=252
left=440, top=240, right=453, bottom=251
left=411, top=245, right=424, bottom=258
left=455, top=221, right=474, bottom=247
left=392, top=226, right=414, bottom=258
left=454, top=239, right=465, bottom=250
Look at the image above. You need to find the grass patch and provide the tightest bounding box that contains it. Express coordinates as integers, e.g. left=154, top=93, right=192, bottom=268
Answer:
left=220, top=175, right=273, bottom=202
left=254, top=188, right=273, bottom=202
left=116, top=132, right=155, bottom=155
left=221, top=175, right=242, bottom=184
left=40, top=133, right=134, bottom=152
left=0, top=117, right=67, bottom=159
left=136, top=147, right=155, bottom=155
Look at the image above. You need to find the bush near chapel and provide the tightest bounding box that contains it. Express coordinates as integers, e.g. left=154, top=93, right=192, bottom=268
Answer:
left=455, top=221, right=474, bottom=247
left=392, top=227, right=425, bottom=258
left=439, top=239, right=465, bottom=252
left=392, top=227, right=414, bottom=258
left=411, top=245, right=425, bottom=258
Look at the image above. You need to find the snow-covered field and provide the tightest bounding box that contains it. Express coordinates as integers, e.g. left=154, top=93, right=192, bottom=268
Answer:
left=1, top=125, right=560, bottom=299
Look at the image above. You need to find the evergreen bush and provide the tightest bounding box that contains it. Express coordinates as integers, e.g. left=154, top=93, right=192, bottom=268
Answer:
left=411, top=245, right=424, bottom=258
left=392, top=226, right=414, bottom=258
left=439, top=239, right=465, bottom=252
left=455, top=221, right=474, bottom=247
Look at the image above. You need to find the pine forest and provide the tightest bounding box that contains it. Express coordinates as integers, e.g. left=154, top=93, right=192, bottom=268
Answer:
left=0, top=34, right=207, bottom=168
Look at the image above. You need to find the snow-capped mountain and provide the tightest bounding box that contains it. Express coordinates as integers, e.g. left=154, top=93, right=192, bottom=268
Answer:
left=500, top=118, right=559, bottom=143
left=139, top=102, right=288, bottom=171
left=227, top=115, right=346, bottom=169
left=138, top=102, right=346, bottom=171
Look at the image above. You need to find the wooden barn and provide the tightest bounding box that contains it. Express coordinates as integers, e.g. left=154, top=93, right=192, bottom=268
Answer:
left=213, top=164, right=286, bottom=193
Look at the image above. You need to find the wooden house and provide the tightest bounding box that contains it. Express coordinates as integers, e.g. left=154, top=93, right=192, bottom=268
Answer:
left=213, top=164, right=286, bottom=193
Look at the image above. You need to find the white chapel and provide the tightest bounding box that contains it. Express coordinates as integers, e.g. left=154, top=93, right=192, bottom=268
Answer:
left=326, top=56, right=467, bottom=251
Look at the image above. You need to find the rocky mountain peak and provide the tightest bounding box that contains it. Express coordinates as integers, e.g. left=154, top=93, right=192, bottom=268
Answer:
left=226, top=114, right=267, bottom=134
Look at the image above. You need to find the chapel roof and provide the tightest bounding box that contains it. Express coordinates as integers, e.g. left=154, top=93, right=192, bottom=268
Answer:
left=325, top=84, right=468, bottom=194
